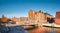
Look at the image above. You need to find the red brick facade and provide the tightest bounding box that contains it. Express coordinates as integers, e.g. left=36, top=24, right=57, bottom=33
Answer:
left=55, top=11, right=60, bottom=24
left=0, top=9, right=54, bottom=23
left=28, top=9, right=54, bottom=23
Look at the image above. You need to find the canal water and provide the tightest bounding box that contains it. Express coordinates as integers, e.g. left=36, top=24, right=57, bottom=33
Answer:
left=0, top=22, right=60, bottom=33
left=29, top=26, right=60, bottom=33
left=0, top=26, right=29, bottom=33
left=0, top=25, right=60, bottom=33
left=49, top=29, right=56, bottom=33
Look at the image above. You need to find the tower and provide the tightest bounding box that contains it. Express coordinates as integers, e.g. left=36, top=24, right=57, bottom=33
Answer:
left=56, top=11, right=60, bottom=18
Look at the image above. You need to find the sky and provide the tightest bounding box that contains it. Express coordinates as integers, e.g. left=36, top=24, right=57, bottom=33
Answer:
left=0, top=0, right=60, bottom=18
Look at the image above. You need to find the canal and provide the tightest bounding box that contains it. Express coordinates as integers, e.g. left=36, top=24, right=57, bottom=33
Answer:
left=28, top=26, right=60, bottom=33
left=0, top=25, right=60, bottom=33
left=0, top=22, right=60, bottom=33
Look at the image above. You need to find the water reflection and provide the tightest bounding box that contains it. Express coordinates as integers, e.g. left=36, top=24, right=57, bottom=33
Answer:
left=0, top=25, right=59, bottom=33
left=0, top=22, right=60, bottom=33
left=0, top=22, right=29, bottom=33
left=0, top=26, right=29, bottom=33
left=49, top=29, right=56, bottom=33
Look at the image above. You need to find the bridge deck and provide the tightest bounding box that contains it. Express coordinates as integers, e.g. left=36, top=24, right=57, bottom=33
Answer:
left=4, top=22, right=60, bottom=28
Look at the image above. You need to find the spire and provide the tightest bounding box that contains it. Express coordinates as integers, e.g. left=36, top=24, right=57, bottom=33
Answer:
left=39, top=10, right=42, bottom=12
left=30, top=9, right=34, bottom=12
left=2, top=15, right=5, bottom=18
left=38, top=10, right=43, bottom=13
left=14, top=16, right=16, bottom=18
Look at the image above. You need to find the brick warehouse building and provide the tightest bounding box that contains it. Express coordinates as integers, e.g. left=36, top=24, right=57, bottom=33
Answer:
left=55, top=11, right=60, bottom=24
left=0, top=15, right=8, bottom=22
left=28, top=9, right=54, bottom=23
left=0, top=9, right=54, bottom=23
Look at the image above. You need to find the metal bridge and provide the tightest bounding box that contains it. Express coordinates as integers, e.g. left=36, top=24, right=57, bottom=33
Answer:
left=5, top=21, right=60, bottom=28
